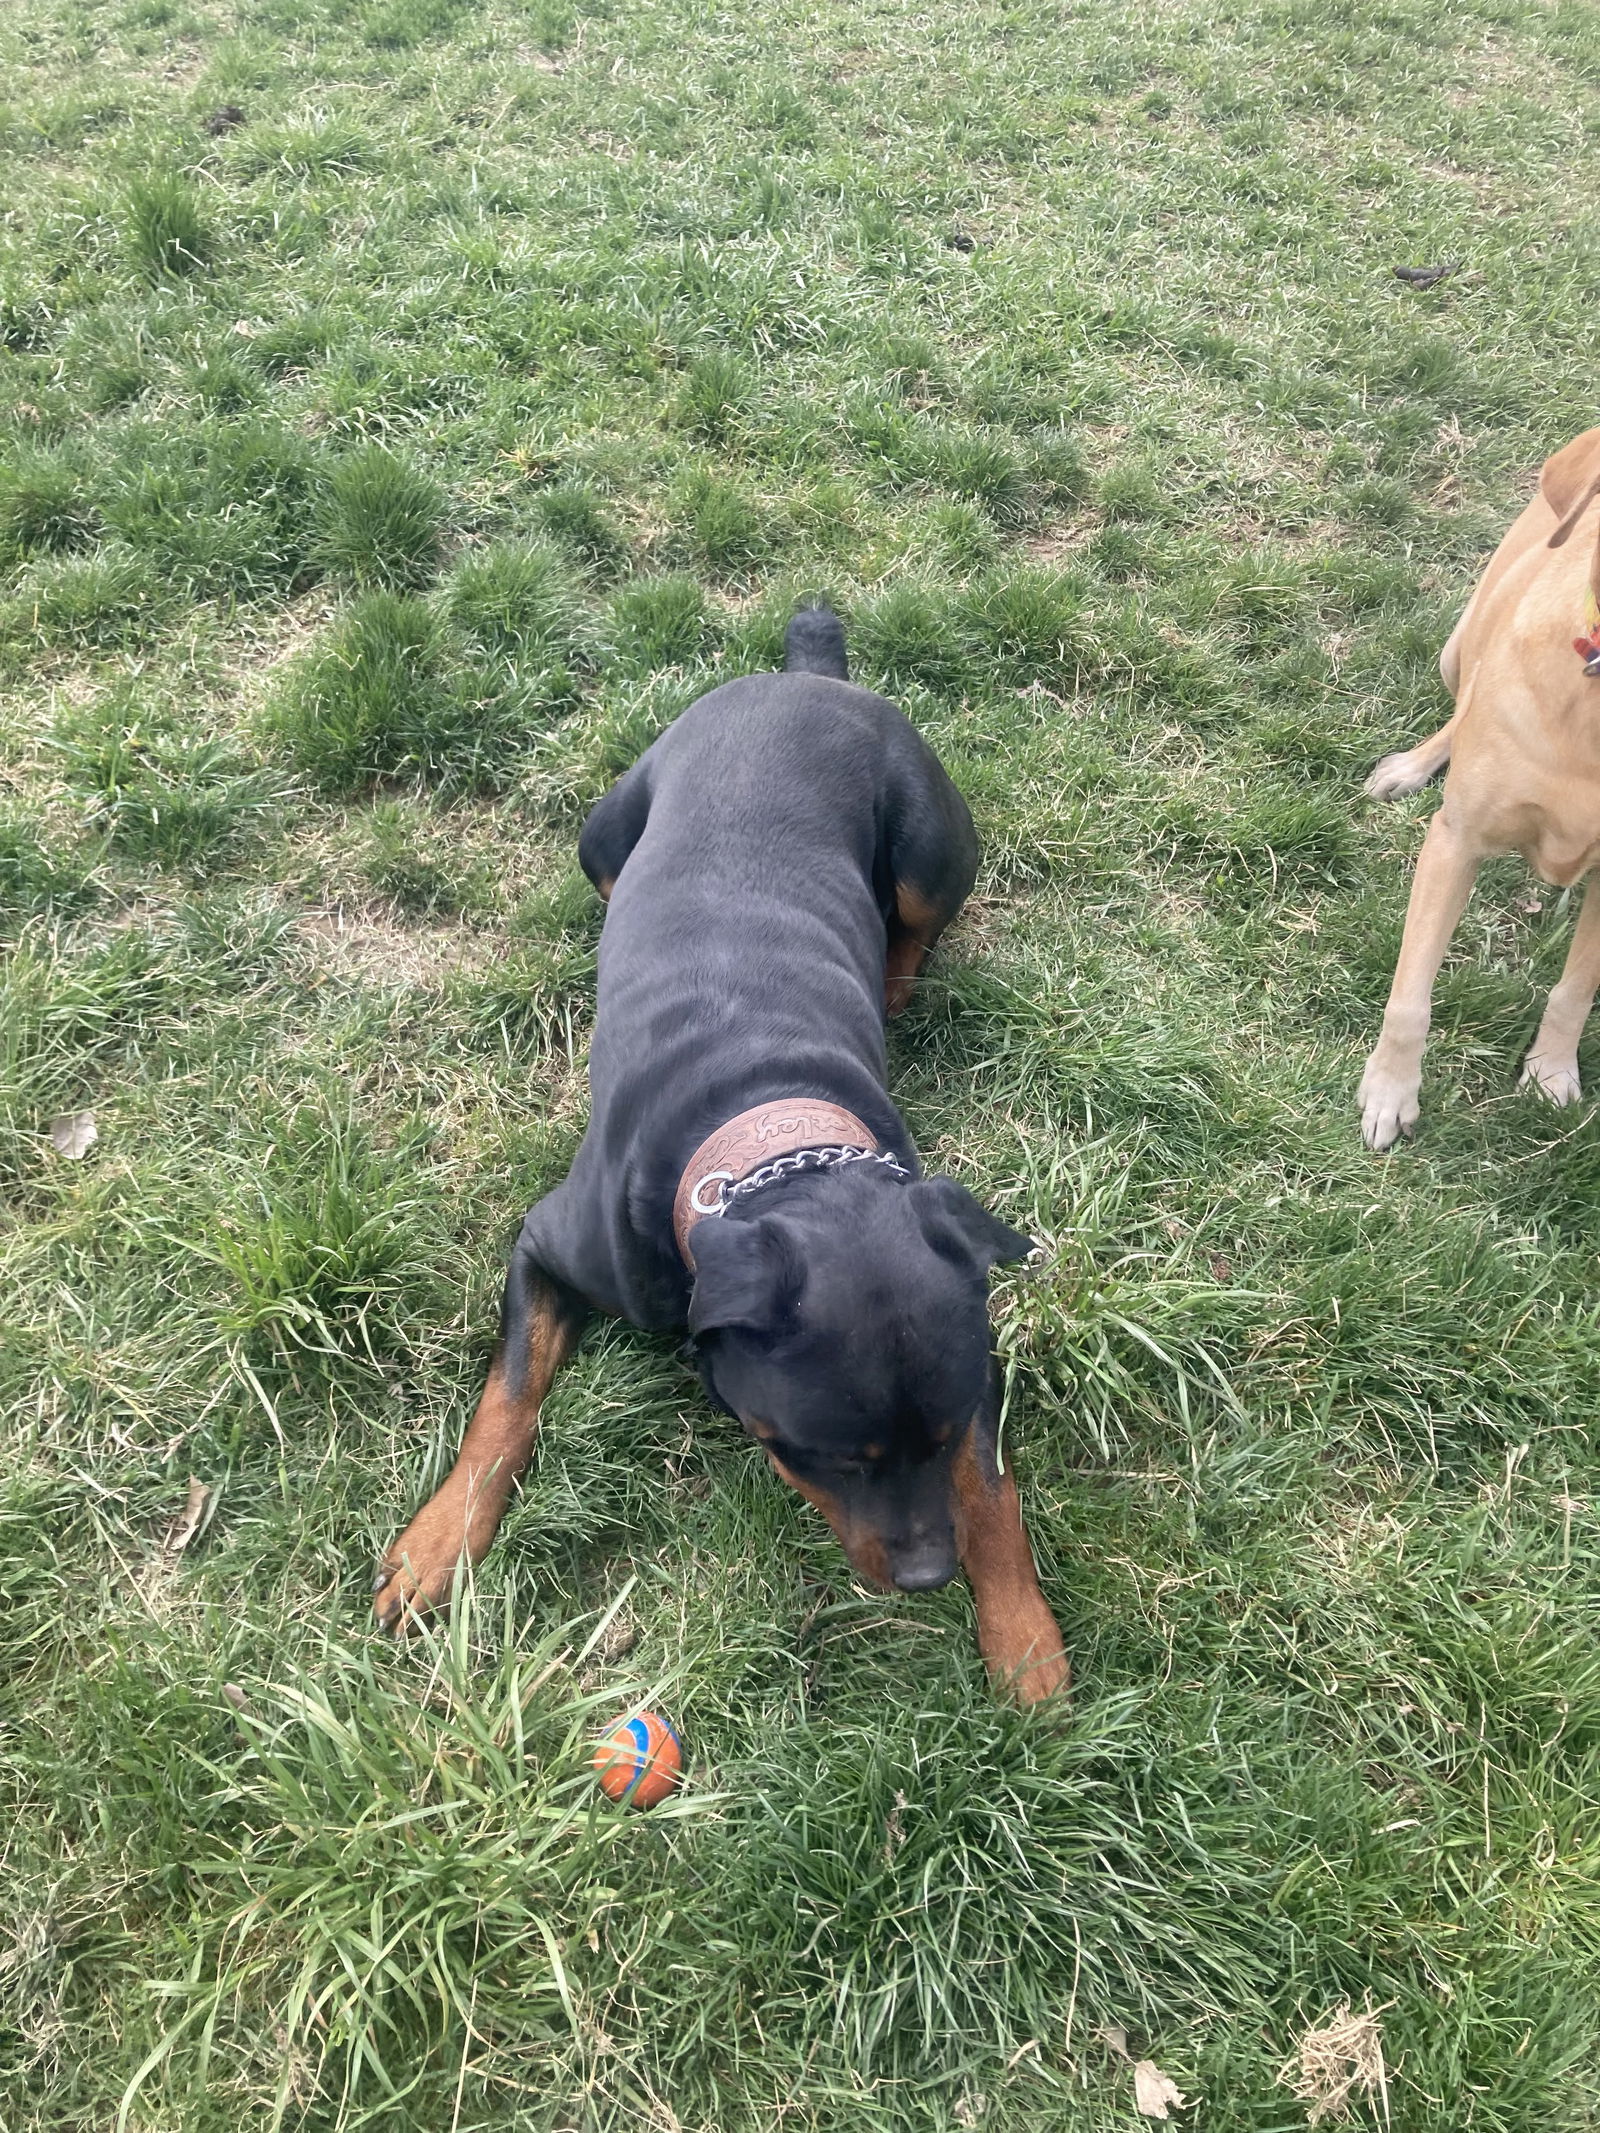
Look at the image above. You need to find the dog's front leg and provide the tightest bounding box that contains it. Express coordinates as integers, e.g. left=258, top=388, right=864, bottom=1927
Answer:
left=374, top=1247, right=587, bottom=1630
left=1364, top=709, right=1460, bottom=801
left=1522, top=875, right=1600, bottom=1105
left=1360, top=810, right=1481, bottom=1149
left=953, top=1417, right=1069, bottom=1704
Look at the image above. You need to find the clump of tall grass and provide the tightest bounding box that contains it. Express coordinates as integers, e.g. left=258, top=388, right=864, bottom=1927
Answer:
left=125, top=173, right=213, bottom=279
left=267, top=591, right=452, bottom=790
left=316, top=447, right=444, bottom=592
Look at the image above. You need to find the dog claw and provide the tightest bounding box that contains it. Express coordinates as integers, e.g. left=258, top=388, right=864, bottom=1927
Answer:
left=373, top=1572, right=422, bottom=1632
left=1361, top=1113, right=1416, bottom=1152
left=1359, top=1101, right=1419, bottom=1151
left=1359, top=1056, right=1422, bottom=1150
left=373, top=1575, right=422, bottom=1633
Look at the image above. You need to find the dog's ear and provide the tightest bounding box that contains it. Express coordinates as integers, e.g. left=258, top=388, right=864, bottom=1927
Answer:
left=912, top=1176, right=1033, bottom=1271
left=1541, top=429, right=1600, bottom=548
left=687, top=1216, right=805, bottom=1338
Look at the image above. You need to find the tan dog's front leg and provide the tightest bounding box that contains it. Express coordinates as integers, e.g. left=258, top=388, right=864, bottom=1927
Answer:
left=374, top=1255, right=586, bottom=1630
left=1360, top=810, right=1481, bottom=1149
left=1522, top=876, right=1600, bottom=1105
left=953, top=1426, right=1069, bottom=1704
left=1364, top=710, right=1461, bottom=801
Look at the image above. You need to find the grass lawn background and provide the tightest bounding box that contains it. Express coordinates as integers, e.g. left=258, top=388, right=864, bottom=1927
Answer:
left=3, top=0, right=1600, bottom=2125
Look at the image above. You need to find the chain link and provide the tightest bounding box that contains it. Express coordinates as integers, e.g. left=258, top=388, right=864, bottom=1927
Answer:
left=693, top=1142, right=910, bottom=1221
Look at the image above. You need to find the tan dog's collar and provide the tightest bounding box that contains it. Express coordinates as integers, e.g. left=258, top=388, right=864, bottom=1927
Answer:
left=673, top=1099, right=904, bottom=1266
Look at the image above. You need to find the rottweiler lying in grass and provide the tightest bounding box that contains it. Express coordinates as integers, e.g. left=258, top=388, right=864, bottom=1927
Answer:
left=375, top=606, right=1068, bottom=1702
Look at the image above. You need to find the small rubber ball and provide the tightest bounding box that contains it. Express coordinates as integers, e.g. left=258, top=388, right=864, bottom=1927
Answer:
left=592, top=1710, right=683, bottom=1808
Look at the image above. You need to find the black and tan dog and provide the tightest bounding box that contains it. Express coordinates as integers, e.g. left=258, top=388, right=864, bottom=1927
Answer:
left=374, top=607, right=1069, bottom=1702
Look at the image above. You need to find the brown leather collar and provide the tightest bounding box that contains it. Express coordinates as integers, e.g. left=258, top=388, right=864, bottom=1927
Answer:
left=674, top=1099, right=893, bottom=1267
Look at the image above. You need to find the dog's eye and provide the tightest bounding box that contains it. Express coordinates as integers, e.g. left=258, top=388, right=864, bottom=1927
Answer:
left=830, top=1449, right=884, bottom=1480
left=749, top=1423, right=802, bottom=1464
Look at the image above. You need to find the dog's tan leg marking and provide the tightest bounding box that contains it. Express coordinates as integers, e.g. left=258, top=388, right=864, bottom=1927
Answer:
left=885, top=883, right=940, bottom=1017
left=1522, top=876, right=1600, bottom=1106
left=374, top=1279, right=583, bottom=1630
left=1360, top=810, right=1482, bottom=1149
left=885, top=930, right=931, bottom=1016
left=1365, top=710, right=1462, bottom=802
left=952, top=1429, right=1070, bottom=1705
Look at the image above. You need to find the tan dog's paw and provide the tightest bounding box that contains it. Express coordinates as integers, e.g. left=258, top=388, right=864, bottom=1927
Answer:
left=1521, top=1053, right=1583, bottom=1107
left=1359, top=1059, right=1420, bottom=1150
left=1006, top=1645, right=1072, bottom=1705
left=372, top=1497, right=473, bottom=1632
left=984, top=1610, right=1072, bottom=1705
left=372, top=1557, right=447, bottom=1632
left=1364, top=750, right=1436, bottom=802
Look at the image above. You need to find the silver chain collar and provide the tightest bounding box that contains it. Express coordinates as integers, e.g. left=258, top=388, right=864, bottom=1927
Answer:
left=687, top=1142, right=910, bottom=1221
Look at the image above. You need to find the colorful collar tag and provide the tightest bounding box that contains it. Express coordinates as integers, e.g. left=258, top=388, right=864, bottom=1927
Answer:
left=1574, top=586, right=1600, bottom=678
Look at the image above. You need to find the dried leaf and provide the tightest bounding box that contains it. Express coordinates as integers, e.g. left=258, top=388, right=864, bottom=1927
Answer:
left=1096, top=2024, right=1132, bottom=2061
left=166, top=1478, right=211, bottom=1555
left=1134, top=2060, right=1188, bottom=2119
left=221, top=1682, right=249, bottom=1713
left=49, top=1111, right=97, bottom=1160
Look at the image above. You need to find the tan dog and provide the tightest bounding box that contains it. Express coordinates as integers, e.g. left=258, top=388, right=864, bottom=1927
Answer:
left=1359, top=430, right=1600, bottom=1149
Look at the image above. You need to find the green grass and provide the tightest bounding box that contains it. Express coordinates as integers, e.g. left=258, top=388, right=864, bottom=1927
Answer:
left=3, top=0, right=1600, bottom=2127
left=124, top=170, right=213, bottom=280
left=316, top=446, right=445, bottom=592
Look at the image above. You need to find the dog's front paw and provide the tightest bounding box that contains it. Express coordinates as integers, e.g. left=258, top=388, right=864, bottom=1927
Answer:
left=1359, top=1058, right=1421, bottom=1150
left=1364, top=750, right=1435, bottom=802
left=1521, top=1052, right=1583, bottom=1107
left=982, top=1607, right=1071, bottom=1706
left=373, top=1494, right=473, bottom=1632
left=1007, top=1644, right=1072, bottom=1705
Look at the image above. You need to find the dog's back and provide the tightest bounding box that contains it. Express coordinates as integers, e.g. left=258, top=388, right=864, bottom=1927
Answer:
left=588, top=663, right=922, bottom=1093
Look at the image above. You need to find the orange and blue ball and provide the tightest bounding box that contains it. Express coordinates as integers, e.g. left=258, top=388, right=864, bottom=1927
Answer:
left=592, top=1709, right=683, bottom=1808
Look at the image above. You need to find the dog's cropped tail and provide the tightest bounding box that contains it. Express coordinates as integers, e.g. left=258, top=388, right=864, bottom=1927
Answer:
left=784, top=604, right=849, bottom=679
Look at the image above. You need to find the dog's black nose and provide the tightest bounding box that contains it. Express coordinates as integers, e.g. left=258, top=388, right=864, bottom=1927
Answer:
left=890, top=1550, right=958, bottom=1593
